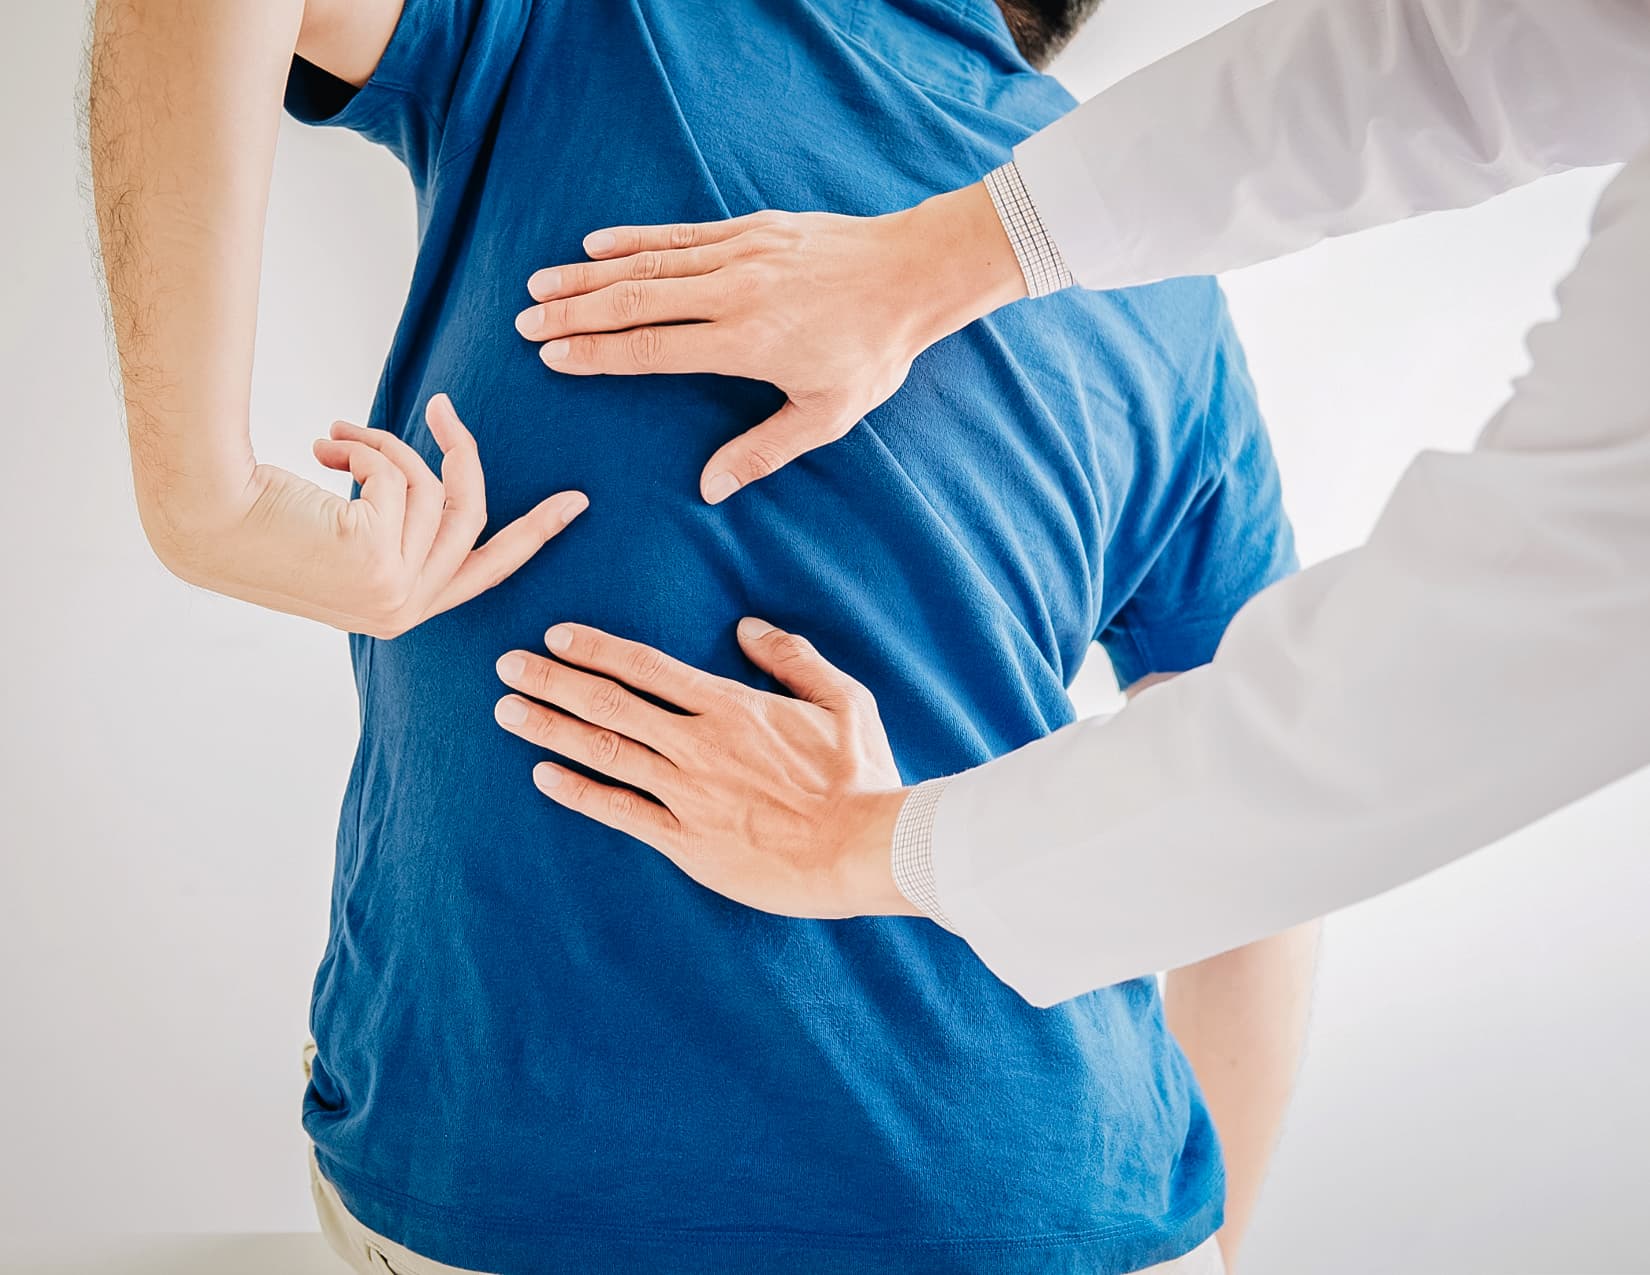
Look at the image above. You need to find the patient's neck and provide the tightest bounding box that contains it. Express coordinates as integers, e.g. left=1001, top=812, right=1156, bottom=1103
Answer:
left=992, top=0, right=1101, bottom=69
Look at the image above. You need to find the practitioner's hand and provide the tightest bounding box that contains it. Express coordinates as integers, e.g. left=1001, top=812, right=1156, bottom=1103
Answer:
left=157, top=395, right=587, bottom=639
left=514, top=182, right=1027, bottom=504
left=493, top=618, right=918, bottom=919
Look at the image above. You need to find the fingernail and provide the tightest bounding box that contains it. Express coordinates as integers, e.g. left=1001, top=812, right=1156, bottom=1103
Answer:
left=703, top=472, right=740, bottom=504
left=555, top=492, right=589, bottom=526
left=496, top=653, right=527, bottom=681
left=738, top=617, right=775, bottom=641
left=584, top=231, right=616, bottom=256
left=541, top=339, right=571, bottom=365
left=495, top=697, right=528, bottom=726
left=546, top=624, right=573, bottom=653
left=514, top=305, right=542, bottom=337
left=528, top=269, right=560, bottom=298
left=535, top=763, right=564, bottom=790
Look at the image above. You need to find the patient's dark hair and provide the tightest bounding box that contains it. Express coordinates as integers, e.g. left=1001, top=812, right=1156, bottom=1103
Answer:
left=997, top=0, right=1104, bottom=68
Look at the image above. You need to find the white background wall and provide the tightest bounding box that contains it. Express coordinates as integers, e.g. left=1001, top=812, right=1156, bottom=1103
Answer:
left=2, top=1, right=1646, bottom=1271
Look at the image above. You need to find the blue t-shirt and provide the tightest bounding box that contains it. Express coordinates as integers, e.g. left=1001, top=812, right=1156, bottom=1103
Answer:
left=286, top=3, right=1296, bottom=1272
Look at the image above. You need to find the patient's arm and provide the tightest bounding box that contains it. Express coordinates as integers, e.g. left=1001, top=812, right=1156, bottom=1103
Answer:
left=88, top=0, right=582, bottom=637
left=294, top=0, right=403, bottom=87
left=1166, top=920, right=1320, bottom=1268
left=1145, top=675, right=1320, bottom=1268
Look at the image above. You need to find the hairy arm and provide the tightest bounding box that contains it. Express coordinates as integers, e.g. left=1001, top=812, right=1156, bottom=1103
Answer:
left=90, top=0, right=302, bottom=547
left=88, top=0, right=396, bottom=542
left=87, top=0, right=583, bottom=635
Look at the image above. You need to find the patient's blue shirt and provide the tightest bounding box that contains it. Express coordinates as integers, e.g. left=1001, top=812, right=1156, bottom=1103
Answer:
left=286, top=2, right=1296, bottom=1272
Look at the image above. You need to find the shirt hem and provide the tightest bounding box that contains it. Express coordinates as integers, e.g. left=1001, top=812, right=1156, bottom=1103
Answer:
left=316, top=1150, right=1225, bottom=1275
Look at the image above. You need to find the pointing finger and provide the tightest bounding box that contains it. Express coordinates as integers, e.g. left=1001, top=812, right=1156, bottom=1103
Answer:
left=427, top=491, right=588, bottom=616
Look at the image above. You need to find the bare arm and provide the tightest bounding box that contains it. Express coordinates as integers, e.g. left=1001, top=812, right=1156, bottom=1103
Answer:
left=89, top=0, right=310, bottom=539
left=1166, top=922, right=1319, bottom=1269
left=88, top=0, right=583, bottom=636
left=295, top=0, right=402, bottom=88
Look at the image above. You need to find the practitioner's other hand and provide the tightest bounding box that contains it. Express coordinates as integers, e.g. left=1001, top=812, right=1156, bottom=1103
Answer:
left=155, top=394, right=587, bottom=638
left=493, top=618, right=917, bottom=919
left=514, top=183, right=1027, bottom=504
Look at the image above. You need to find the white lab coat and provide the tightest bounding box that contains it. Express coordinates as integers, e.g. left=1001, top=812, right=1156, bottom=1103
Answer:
left=928, top=0, right=1650, bottom=1007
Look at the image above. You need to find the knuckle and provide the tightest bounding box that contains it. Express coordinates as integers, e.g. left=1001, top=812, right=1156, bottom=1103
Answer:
left=567, top=262, right=599, bottom=294
left=607, top=787, right=644, bottom=821
left=742, top=442, right=789, bottom=481
left=754, top=221, right=798, bottom=251
left=527, top=707, right=559, bottom=745
left=667, top=223, right=698, bottom=249
left=626, top=326, right=665, bottom=369
left=448, top=497, right=487, bottom=541
left=725, top=266, right=763, bottom=301
left=711, top=688, right=753, bottom=719
left=692, top=732, right=727, bottom=767
left=543, top=298, right=573, bottom=332
left=769, top=633, right=808, bottom=662
left=613, top=280, right=649, bottom=321
left=363, top=561, right=409, bottom=613
left=629, top=251, right=665, bottom=281
left=588, top=681, right=628, bottom=723
left=625, top=647, right=668, bottom=686
left=588, top=728, right=624, bottom=767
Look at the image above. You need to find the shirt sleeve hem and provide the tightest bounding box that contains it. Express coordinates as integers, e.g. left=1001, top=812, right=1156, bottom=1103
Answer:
left=284, top=2, right=440, bottom=138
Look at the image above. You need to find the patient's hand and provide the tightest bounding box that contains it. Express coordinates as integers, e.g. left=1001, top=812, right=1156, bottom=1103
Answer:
left=493, top=618, right=917, bottom=918
left=158, top=395, right=587, bottom=639
left=514, top=183, right=1027, bottom=504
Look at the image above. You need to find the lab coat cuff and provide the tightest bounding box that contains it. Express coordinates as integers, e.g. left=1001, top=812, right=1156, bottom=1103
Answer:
left=890, top=777, right=959, bottom=929
left=983, top=163, right=1077, bottom=297
left=1014, top=113, right=1140, bottom=292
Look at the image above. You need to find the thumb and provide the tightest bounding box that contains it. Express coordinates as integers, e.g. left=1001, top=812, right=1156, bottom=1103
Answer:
left=700, top=398, right=859, bottom=505
left=737, top=618, right=857, bottom=708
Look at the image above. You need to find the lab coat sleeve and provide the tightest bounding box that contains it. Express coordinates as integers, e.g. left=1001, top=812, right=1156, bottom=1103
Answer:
left=1015, top=0, right=1650, bottom=291
left=931, top=147, right=1650, bottom=1007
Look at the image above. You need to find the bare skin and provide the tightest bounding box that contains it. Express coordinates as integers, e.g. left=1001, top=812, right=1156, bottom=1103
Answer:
left=1167, top=920, right=1321, bottom=1265
left=88, top=0, right=584, bottom=638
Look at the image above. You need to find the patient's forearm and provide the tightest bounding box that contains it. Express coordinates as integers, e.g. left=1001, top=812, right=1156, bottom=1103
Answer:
left=1165, top=921, right=1321, bottom=1268
left=89, top=0, right=306, bottom=555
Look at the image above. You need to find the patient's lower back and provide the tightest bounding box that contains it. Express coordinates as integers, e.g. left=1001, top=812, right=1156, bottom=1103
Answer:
left=284, top=2, right=1295, bottom=1272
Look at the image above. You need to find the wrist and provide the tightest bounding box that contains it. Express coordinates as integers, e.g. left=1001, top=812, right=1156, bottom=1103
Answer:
left=834, top=788, right=919, bottom=918
left=890, top=181, right=1029, bottom=352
